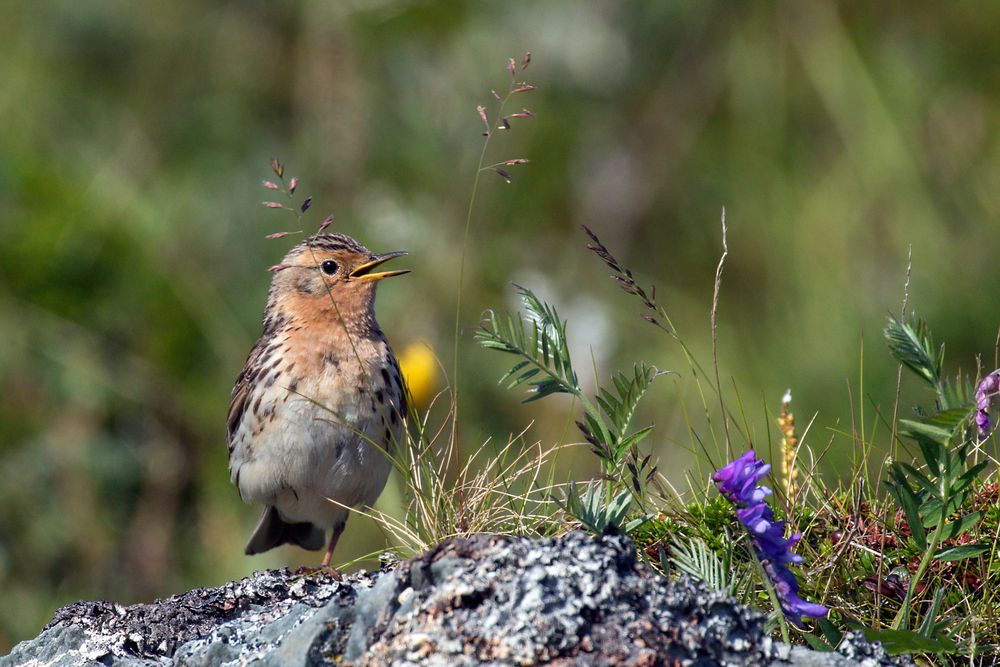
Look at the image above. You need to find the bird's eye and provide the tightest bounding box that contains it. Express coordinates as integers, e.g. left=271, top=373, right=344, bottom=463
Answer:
left=320, top=260, right=338, bottom=275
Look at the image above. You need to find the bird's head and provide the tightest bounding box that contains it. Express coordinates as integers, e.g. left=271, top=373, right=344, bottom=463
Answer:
left=266, top=233, right=408, bottom=329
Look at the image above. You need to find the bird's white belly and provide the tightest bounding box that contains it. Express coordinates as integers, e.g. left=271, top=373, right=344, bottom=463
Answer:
left=231, top=388, right=393, bottom=528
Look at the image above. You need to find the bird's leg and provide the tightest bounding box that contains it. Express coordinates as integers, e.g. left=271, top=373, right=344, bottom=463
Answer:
left=319, top=521, right=345, bottom=576
left=293, top=521, right=346, bottom=581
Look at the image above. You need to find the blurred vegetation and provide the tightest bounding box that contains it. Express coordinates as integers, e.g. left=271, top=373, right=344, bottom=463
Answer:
left=2, top=0, right=1000, bottom=653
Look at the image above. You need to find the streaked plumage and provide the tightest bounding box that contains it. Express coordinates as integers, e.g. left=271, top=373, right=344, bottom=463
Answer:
left=227, top=233, right=407, bottom=567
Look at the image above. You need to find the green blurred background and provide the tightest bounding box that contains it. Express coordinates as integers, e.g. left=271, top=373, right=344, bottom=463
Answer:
left=2, top=0, right=999, bottom=651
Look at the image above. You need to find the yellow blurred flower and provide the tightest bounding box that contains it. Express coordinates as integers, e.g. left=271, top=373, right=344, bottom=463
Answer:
left=396, top=341, right=439, bottom=410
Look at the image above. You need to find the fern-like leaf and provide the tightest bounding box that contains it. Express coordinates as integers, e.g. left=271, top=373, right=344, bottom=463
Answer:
left=667, top=536, right=750, bottom=597
left=476, top=286, right=581, bottom=402
left=559, top=481, right=639, bottom=535
left=940, top=374, right=974, bottom=413
left=883, top=313, right=944, bottom=397
left=597, top=363, right=656, bottom=434
left=592, top=362, right=662, bottom=463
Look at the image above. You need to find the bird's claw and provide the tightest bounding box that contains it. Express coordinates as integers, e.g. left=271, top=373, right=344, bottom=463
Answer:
left=293, top=565, right=343, bottom=581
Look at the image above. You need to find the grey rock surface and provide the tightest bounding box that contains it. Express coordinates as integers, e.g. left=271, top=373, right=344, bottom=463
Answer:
left=1, top=532, right=911, bottom=666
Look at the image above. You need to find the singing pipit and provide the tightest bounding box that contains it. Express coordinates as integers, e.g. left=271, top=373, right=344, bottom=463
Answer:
left=227, top=233, right=408, bottom=569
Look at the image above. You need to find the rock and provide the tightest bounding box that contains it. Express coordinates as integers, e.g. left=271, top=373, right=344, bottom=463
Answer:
left=355, top=532, right=771, bottom=665
left=2, top=566, right=378, bottom=667
left=0, top=532, right=911, bottom=666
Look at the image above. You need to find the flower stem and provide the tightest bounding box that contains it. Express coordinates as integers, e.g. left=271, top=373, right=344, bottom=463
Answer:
left=891, top=512, right=945, bottom=630
left=751, top=555, right=790, bottom=643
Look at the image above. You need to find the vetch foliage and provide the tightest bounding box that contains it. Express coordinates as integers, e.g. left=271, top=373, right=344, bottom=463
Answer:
left=477, top=283, right=668, bottom=511
left=556, top=481, right=649, bottom=536
left=665, top=535, right=753, bottom=599
left=477, top=285, right=579, bottom=404
left=880, top=314, right=992, bottom=633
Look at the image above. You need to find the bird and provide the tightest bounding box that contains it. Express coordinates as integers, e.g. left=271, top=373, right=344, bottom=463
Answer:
left=227, top=232, right=408, bottom=570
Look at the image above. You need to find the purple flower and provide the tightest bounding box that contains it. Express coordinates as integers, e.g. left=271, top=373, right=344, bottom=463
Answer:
left=712, top=450, right=773, bottom=504
left=975, top=370, right=1000, bottom=438
left=713, top=450, right=828, bottom=626
left=737, top=505, right=804, bottom=566
left=763, top=559, right=831, bottom=620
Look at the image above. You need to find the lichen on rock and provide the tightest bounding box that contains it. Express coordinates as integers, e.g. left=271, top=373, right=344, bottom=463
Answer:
left=1, top=532, right=911, bottom=666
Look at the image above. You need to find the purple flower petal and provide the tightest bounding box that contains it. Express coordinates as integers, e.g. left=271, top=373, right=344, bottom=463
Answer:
left=975, top=370, right=1000, bottom=438
left=713, top=450, right=828, bottom=624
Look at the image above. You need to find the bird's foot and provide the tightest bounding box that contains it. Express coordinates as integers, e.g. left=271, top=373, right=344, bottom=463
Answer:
left=293, top=565, right=343, bottom=581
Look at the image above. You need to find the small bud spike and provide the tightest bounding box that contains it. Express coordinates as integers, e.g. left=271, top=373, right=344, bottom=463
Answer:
left=476, top=105, right=491, bottom=135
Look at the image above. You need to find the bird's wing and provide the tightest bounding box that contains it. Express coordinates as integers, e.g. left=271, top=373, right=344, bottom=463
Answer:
left=391, top=355, right=408, bottom=420
left=227, top=337, right=267, bottom=456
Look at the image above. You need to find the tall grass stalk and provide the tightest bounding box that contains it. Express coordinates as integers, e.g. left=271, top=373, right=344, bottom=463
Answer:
left=450, top=57, right=535, bottom=459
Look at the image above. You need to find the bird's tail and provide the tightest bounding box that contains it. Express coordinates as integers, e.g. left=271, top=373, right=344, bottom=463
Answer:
left=244, top=505, right=325, bottom=555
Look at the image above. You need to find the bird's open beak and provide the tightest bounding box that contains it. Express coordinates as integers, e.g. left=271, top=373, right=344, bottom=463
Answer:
left=349, top=251, right=410, bottom=282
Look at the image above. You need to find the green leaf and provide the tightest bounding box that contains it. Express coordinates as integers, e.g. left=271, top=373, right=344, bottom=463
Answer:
left=915, top=437, right=944, bottom=477
left=923, top=406, right=974, bottom=432
left=898, top=419, right=952, bottom=447
left=883, top=314, right=941, bottom=390
left=513, top=367, right=539, bottom=384
left=498, top=360, right=531, bottom=385
left=933, top=544, right=989, bottom=562
left=954, top=461, right=988, bottom=494
left=803, top=633, right=834, bottom=652
left=939, top=511, right=981, bottom=541
left=885, top=482, right=927, bottom=549
left=668, top=536, right=730, bottom=592
left=558, top=481, right=643, bottom=536
left=600, top=364, right=658, bottom=434
left=861, top=628, right=956, bottom=655
left=623, top=514, right=652, bottom=534
left=920, top=493, right=965, bottom=528
left=886, top=468, right=927, bottom=549
left=944, top=447, right=965, bottom=480
left=618, top=426, right=654, bottom=450
left=817, top=618, right=843, bottom=648
left=940, top=377, right=974, bottom=413
left=897, top=463, right=936, bottom=496
left=919, top=588, right=946, bottom=638
left=476, top=287, right=581, bottom=403
left=583, top=413, right=611, bottom=450
left=594, top=395, right=617, bottom=431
